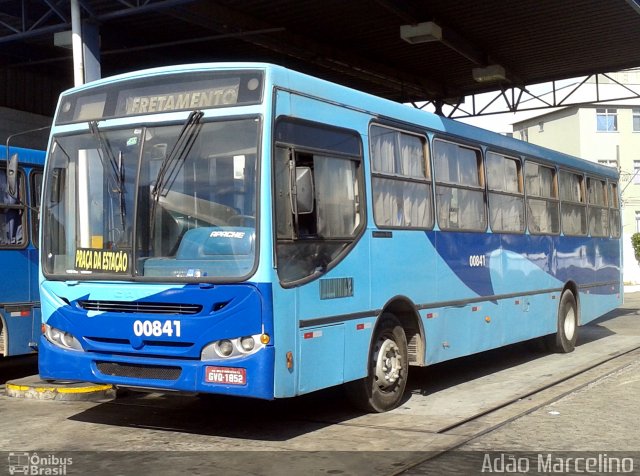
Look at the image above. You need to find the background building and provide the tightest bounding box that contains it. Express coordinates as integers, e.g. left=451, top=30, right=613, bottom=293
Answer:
left=513, top=71, right=640, bottom=283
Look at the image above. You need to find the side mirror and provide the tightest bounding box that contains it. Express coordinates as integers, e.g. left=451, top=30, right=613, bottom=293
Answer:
left=294, top=166, right=314, bottom=214
left=7, top=153, right=17, bottom=197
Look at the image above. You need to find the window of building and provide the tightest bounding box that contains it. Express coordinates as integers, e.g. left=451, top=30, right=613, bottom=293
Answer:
left=433, top=139, right=486, bottom=231
left=596, top=108, right=617, bottom=132
left=525, top=161, right=559, bottom=234
left=486, top=152, right=524, bottom=233
left=587, top=177, right=608, bottom=237
left=633, top=108, right=640, bottom=132
left=369, top=125, right=433, bottom=229
left=634, top=160, right=640, bottom=185
left=559, top=170, right=587, bottom=236
left=519, top=129, right=528, bottom=142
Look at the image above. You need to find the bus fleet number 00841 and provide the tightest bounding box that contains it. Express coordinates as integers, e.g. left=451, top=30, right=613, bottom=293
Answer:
left=469, top=255, right=487, bottom=267
left=133, top=319, right=181, bottom=337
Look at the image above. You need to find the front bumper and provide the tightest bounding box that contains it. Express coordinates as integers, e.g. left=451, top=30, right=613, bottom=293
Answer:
left=38, top=336, right=275, bottom=399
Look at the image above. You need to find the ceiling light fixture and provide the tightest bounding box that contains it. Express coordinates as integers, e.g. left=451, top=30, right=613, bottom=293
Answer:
left=472, top=64, right=507, bottom=82
left=400, top=21, right=442, bottom=44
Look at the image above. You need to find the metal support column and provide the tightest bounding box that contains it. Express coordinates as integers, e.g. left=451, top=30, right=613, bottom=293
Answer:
left=71, top=0, right=84, bottom=86
left=82, top=20, right=101, bottom=83
left=71, top=0, right=101, bottom=86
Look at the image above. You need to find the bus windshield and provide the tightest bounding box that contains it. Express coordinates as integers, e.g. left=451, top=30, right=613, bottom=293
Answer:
left=42, top=116, right=260, bottom=280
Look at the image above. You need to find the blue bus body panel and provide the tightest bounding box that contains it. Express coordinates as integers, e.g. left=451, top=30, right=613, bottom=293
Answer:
left=39, top=281, right=275, bottom=398
left=0, top=146, right=44, bottom=356
left=1, top=308, right=41, bottom=355
left=273, top=65, right=620, bottom=395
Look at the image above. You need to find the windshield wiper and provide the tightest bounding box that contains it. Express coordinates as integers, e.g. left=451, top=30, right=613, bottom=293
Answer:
left=149, top=110, right=204, bottom=237
left=152, top=110, right=204, bottom=198
left=88, top=121, right=127, bottom=233
left=88, top=121, right=124, bottom=194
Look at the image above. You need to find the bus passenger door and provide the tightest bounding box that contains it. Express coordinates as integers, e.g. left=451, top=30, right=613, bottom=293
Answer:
left=272, top=91, right=373, bottom=394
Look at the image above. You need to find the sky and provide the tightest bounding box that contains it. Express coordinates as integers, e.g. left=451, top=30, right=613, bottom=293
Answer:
left=420, top=71, right=640, bottom=134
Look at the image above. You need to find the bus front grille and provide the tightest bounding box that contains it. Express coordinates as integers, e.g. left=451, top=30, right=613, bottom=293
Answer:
left=96, top=361, right=182, bottom=380
left=78, top=300, right=202, bottom=315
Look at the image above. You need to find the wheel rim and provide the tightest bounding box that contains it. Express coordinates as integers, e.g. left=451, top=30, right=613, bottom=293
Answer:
left=374, top=337, right=403, bottom=391
left=564, top=305, right=576, bottom=340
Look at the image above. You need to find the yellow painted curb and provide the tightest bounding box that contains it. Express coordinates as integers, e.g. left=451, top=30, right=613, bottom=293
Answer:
left=6, top=383, right=113, bottom=394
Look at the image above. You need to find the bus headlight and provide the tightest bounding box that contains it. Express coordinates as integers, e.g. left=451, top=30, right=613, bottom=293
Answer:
left=43, top=324, right=83, bottom=351
left=201, top=334, right=267, bottom=360
left=240, top=336, right=255, bottom=352
left=217, top=340, right=234, bottom=357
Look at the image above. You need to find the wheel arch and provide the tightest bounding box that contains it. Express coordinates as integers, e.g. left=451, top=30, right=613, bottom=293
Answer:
left=376, top=295, right=426, bottom=366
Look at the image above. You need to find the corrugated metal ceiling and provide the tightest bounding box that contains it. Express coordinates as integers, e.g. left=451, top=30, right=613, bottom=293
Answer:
left=1, top=0, right=640, bottom=116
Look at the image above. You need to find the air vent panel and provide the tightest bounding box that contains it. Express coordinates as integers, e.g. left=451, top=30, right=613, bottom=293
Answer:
left=77, top=300, right=202, bottom=315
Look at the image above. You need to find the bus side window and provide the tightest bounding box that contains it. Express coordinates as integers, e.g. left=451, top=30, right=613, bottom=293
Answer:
left=369, top=125, right=432, bottom=229
left=273, top=118, right=363, bottom=285
left=486, top=152, right=525, bottom=233
left=559, top=170, right=587, bottom=236
left=0, top=169, right=25, bottom=246
left=609, top=182, right=621, bottom=238
left=525, top=161, right=559, bottom=235
left=31, top=170, right=43, bottom=247
left=587, top=176, right=609, bottom=237
left=433, top=139, right=486, bottom=232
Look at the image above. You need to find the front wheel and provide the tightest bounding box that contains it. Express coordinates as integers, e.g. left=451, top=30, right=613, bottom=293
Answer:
left=345, top=314, right=408, bottom=413
left=546, top=290, right=578, bottom=353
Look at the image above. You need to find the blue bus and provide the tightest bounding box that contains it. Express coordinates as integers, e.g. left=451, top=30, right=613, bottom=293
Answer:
left=37, top=63, right=621, bottom=412
left=1, top=146, right=44, bottom=357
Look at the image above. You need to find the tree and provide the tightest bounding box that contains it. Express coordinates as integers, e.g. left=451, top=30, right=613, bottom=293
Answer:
left=632, top=233, right=640, bottom=262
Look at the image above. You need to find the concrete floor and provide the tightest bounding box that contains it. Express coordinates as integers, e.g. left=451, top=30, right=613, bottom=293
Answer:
left=1, top=293, right=639, bottom=475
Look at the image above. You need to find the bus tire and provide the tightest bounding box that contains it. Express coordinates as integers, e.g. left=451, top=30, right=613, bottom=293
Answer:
left=345, top=314, right=408, bottom=413
left=547, top=290, right=578, bottom=353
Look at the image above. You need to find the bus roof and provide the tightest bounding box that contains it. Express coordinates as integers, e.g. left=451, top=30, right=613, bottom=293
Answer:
left=271, top=64, right=619, bottom=180
left=58, top=62, right=618, bottom=180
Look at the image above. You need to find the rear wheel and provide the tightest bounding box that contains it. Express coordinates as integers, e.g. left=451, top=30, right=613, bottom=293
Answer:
left=345, top=314, right=408, bottom=413
left=546, top=290, right=578, bottom=353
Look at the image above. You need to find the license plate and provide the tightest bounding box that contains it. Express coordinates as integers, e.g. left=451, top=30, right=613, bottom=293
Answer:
left=205, top=366, right=246, bottom=385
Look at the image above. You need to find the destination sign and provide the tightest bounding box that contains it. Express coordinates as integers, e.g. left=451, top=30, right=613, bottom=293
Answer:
left=74, top=248, right=130, bottom=274
left=55, top=70, right=263, bottom=125
left=124, top=84, right=240, bottom=115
